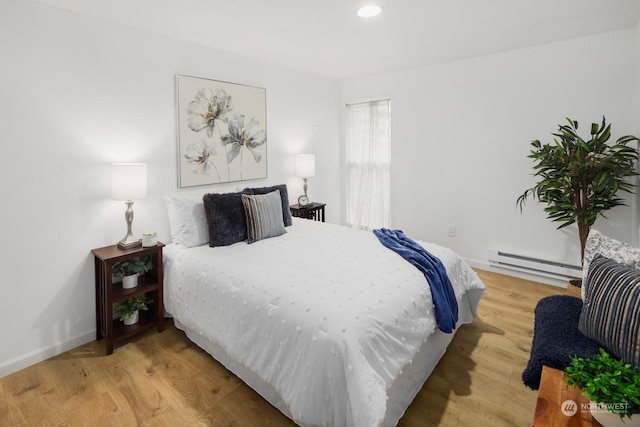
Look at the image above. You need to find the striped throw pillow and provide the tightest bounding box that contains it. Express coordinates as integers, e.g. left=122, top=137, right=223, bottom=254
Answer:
left=241, top=190, right=286, bottom=244
left=579, top=254, right=640, bottom=366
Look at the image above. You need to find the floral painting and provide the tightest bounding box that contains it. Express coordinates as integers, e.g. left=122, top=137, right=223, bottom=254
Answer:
left=176, top=75, right=267, bottom=187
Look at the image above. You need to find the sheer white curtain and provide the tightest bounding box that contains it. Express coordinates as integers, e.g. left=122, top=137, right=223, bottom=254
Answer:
left=345, top=99, right=391, bottom=230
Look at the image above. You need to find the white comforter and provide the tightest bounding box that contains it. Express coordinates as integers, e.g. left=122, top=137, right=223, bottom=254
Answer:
left=164, top=218, right=484, bottom=427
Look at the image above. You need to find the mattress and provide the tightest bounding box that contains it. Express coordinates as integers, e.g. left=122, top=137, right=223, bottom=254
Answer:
left=163, top=218, right=485, bottom=426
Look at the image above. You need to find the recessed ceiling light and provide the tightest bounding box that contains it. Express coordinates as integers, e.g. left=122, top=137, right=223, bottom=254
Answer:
left=357, top=5, right=382, bottom=18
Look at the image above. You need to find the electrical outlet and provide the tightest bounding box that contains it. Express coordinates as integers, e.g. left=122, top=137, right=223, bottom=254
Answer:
left=447, top=225, right=456, bottom=237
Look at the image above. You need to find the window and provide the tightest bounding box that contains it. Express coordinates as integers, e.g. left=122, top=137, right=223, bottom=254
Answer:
left=345, top=99, right=391, bottom=230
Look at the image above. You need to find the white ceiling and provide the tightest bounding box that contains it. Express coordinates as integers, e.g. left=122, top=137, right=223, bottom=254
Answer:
left=36, top=0, right=640, bottom=80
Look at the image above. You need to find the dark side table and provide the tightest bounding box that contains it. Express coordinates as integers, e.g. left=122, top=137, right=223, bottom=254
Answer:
left=290, top=202, right=326, bottom=222
left=91, top=242, right=165, bottom=354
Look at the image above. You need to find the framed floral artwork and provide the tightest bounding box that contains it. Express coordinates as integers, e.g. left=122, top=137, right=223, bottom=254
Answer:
left=176, top=74, right=267, bottom=187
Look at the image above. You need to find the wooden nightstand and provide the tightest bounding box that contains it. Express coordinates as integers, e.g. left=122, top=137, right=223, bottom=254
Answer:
left=91, top=242, right=165, bottom=354
left=290, top=202, right=326, bottom=222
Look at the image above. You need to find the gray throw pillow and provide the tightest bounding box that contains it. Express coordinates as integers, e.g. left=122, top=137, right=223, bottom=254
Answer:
left=244, top=184, right=293, bottom=227
left=241, top=190, right=287, bottom=244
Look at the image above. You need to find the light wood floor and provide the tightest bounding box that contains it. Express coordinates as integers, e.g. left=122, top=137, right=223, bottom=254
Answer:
left=0, top=269, right=563, bottom=426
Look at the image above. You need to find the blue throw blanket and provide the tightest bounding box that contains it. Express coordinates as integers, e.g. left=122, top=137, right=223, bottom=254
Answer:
left=373, top=228, right=458, bottom=333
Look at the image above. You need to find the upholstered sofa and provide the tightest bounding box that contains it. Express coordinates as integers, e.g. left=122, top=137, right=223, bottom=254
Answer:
left=522, top=230, right=640, bottom=390
left=522, top=294, right=598, bottom=389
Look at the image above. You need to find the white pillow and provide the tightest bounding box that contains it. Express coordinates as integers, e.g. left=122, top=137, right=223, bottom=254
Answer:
left=164, top=196, right=209, bottom=248
left=582, top=229, right=640, bottom=297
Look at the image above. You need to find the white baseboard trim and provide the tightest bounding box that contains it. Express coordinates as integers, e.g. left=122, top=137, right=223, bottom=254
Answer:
left=465, top=259, right=568, bottom=288
left=0, top=330, right=95, bottom=378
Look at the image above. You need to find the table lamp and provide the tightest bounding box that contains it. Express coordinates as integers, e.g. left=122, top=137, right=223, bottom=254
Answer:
left=111, top=163, right=147, bottom=249
left=295, top=154, right=315, bottom=207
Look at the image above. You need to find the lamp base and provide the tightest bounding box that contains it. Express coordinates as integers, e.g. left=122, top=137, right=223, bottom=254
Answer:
left=118, top=235, right=142, bottom=249
left=117, top=200, right=141, bottom=249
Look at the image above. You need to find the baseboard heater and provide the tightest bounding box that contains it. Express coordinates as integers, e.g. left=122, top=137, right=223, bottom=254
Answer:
left=487, top=248, right=582, bottom=280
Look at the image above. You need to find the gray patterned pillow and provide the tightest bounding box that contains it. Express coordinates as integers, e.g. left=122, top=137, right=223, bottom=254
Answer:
left=244, top=184, right=293, bottom=227
left=579, top=255, right=640, bottom=366
left=241, top=190, right=287, bottom=244
left=583, top=230, right=640, bottom=284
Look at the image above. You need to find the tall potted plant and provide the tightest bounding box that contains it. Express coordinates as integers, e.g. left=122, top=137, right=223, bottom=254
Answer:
left=517, top=117, right=639, bottom=262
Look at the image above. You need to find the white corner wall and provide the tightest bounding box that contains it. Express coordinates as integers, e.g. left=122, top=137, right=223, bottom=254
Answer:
left=340, top=29, right=638, bottom=280
left=0, top=1, right=341, bottom=376
left=633, top=18, right=640, bottom=247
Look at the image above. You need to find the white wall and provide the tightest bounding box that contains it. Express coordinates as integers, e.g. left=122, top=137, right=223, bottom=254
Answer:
left=0, top=1, right=341, bottom=376
left=1, top=0, right=637, bottom=377
left=633, top=19, right=640, bottom=246
left=340, top=29, right=638, bottom=279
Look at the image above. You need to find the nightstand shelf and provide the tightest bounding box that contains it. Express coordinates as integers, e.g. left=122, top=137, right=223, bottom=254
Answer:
left=111, top=310, right=158, bottom=342
left=91, top=242, right=165, bottom=354
left=112, top=277, right=160, bottom=302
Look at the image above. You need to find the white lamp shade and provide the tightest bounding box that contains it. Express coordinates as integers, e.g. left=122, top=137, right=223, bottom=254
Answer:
left=111, top=163, right=148, bottom=201
left=295, top=154, right=316, bottom=178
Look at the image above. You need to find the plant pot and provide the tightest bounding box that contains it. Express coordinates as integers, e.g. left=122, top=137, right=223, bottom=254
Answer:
left=567, top=278, right=583, bottom=298
left=123, top=310, right=139, bottom=326
left=590, top=403, right=640, bottom=427
left=122, top=274, right=138, bottom=289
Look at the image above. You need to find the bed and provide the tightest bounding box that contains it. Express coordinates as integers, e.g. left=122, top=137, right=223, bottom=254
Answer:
left=163, top=191, right=485, bottom=427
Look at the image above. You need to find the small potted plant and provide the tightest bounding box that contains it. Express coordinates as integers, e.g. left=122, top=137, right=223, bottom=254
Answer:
left=113, top=256, right=153, bottom=289
left=565, top=348, right=640, bottom=426
left=114, top=295, right=152, bottom=326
